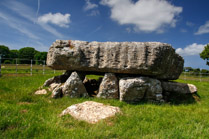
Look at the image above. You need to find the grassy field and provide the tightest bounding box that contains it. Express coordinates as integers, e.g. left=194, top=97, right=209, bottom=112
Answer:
left=0, top=74, right=209, bottom=138
left=1, top=64, right=64, bottom=74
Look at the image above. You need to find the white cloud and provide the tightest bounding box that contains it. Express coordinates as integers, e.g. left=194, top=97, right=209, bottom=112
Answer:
left=180, top=29, right=187, bottom=33
left=88, top=10, right=100, bottom=16
left=0, top=12, right=40, bottom=40
left=3, top=1, right=65, bottom=38
left=126, top=27, right=132, bottom=33
left=186, top=21, right=194, bottom=27
left=195, top=21, right=209, bottom=35
left=84, top=0, right=98, bottom=11
left=176, top=43, right=205, bottom=56
left=38, top=13, right=71, bottom=28
left=100, top=0, right=182, bottom=33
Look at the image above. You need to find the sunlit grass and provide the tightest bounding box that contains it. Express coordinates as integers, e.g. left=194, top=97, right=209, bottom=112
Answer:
left=0, top=74, right=209, bottom=138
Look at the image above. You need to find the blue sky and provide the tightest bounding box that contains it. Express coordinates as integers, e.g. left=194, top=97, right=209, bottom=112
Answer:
left=0, top=0, right=209, bottom=69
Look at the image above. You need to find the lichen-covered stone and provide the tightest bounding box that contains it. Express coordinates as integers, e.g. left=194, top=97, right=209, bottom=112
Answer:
left=47, top=40, right=184, bottom=80
left=97, top=73, right=119, bottom=99
left=119, top=77, right=163, bottom=103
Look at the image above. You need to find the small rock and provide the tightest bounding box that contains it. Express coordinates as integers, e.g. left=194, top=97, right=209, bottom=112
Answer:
left=60, top=101, right=121, bottom=124
left=35, top=89, right=47, bottom=95
left=97, top=73, right=119, bottom=99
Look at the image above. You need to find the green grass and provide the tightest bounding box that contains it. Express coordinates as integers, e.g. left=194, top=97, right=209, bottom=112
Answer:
left=0, top=74, right=209, bottom=138
left=1, top=64, right=64, bottom=74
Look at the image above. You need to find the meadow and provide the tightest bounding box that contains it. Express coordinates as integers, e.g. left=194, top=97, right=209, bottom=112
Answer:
left=0, top=73, right=209, bottom=138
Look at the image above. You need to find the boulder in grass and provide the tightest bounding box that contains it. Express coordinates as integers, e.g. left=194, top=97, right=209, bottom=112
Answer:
left=60, top=101, right=121, bottom=124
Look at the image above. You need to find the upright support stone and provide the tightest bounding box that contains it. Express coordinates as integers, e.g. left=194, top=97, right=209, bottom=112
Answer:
left=62, top=71, right=88, bottom=98
left=119, top=77, right=163, bottom=103
left=97, top=73, right=119, bottom=99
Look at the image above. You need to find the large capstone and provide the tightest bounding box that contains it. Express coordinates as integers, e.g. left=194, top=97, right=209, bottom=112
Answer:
left=47, top=40, right=184, bottom=80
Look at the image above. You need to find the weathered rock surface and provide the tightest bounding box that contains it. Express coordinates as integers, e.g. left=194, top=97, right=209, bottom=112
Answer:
left=62, top=72, right=89, bottom=98
left=161, top=81, right=198, bottom=94
left=97, top=73, right=119, bottom=99
left=49, top=83, right=60, bottom=92
left=35, top=89, right=47, bottom=95
left=119, top=77, right=163, bottom=103
left=51, top=84, right=63, bottom=98
left=60, top=101, right=121, bottom=124
left=47, top=40, right=184, bottom=80
left=43, top=70, right=72, bottom=87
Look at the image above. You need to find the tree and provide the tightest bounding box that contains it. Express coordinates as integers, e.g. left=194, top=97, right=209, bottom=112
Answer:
left=34, top=52, right=47, bottom=64
left=200, top=44, right=209, bottom=66
left=184, top=67, right=193, bottom=72
left=9, top=49, right=19, bottom=58
left=19, top=47, right=37, bottom=64
left=0, top=45, right=10, bottom=63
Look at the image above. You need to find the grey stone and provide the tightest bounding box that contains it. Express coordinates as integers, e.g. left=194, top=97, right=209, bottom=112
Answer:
left=49, top=83, right=60, bottom=92
left=62, top=72, right=89, bottom=98
left=161, top=81, right=198, bottom=94
left=52, top=84, right=63, bottom=98
left=97, top=73, right=119, bottom=99
left=47, top=40, right=184, bottom=80
left=119, top=77, right=163, bottom=103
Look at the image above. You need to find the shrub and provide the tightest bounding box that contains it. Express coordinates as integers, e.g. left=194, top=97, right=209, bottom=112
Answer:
left=3, top=60, right=12, bottom=64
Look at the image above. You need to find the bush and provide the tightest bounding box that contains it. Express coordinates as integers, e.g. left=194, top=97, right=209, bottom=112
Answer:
left=3, top=60, right=12, bottom=64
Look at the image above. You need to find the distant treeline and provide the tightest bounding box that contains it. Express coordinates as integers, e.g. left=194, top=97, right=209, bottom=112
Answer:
left=184, top=67, right=209, bottom=74
left=0, top=45, right=47, bottom=64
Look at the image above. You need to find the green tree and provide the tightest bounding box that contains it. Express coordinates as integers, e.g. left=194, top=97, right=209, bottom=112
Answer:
left=34, top=52, right=47, bottom=64
left=200, top=44, right=209, bottom=66
left=9, top=49, right=19, bottom=58
left=19, top=47, right=38, bottom=64
left=0, top=45, right=10, bottom=63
